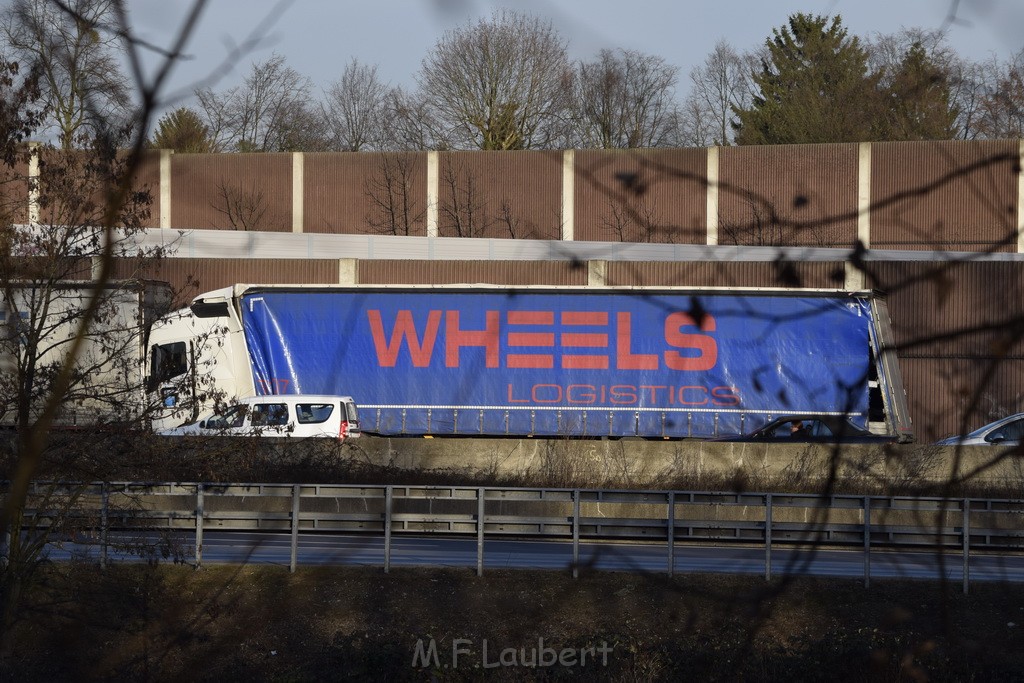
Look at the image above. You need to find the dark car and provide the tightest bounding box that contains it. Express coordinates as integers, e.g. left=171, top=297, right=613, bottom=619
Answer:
left=721, top=415, right=897, bottom=444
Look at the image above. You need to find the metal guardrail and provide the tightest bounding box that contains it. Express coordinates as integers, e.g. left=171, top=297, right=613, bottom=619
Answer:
left=7, top=482, right=1024, bottom=591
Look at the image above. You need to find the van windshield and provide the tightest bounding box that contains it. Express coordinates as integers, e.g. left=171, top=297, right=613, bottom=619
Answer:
left=205, top=405, right=247, bottom=429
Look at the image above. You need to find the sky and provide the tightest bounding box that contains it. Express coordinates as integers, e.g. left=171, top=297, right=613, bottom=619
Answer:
left=125, top=0, right=1024, bottom=111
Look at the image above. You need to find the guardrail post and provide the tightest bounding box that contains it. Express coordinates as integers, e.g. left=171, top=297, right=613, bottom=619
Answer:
left=667, top=492, right=675, bottom=577
left=962, top=498, right=970, bottom=595
left=572, top=490, right=580, bottom=579
left=863, top=495, right=871, bottom=588
left=100, top=483, right=109, bottom=571
left=195, top=484, right=204, bottom=570
left=476, top=488, right=485, bottom=577
left=384, top=486, right=393, bottom=574
left=764, top=493, right=772, bottom=582
left=290, top=484, right=300, bottom=573
left=1, top=522, right=8, bottom=568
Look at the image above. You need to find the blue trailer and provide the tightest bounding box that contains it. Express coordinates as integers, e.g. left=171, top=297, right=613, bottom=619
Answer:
left=150, top=285, right=913, bottom=441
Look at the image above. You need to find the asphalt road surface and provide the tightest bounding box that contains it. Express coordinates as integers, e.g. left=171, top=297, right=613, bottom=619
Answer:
left=41, top=531, right=1024, bottom=584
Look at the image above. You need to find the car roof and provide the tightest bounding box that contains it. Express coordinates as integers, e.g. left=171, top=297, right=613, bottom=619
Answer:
left=966, top=412, right=1024, bottom=435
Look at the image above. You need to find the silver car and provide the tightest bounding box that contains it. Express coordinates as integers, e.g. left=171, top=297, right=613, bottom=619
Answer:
left=935, top=413, right=1024, bottom=446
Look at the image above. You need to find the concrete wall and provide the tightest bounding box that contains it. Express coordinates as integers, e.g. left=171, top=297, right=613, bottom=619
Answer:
left=345, top=437, right=1024, bottom=493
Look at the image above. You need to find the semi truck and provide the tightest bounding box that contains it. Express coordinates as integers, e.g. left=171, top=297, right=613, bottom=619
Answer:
left=1, top=279, right=172, bottom=428
left=147, top=284, right=914, bottom=442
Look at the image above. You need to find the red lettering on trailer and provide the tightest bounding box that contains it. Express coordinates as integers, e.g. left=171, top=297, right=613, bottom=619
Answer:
left=506, top=310, right=554, bottom=368
left=504, top=382, right=742, bottom=407
left=367, top=309, right=719, bottom=371
left=445, top=310, right=500, bottom=368
left=617, top=312, right=658, bottom=369
left=367, top=310, right=441, bottom=367
left=664, top=312, right=717, bottom=371
left=256, top=378, right=291, bottom=393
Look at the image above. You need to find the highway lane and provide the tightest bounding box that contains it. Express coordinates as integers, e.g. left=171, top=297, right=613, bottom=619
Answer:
left=40, top=531, right=1024, bottom=583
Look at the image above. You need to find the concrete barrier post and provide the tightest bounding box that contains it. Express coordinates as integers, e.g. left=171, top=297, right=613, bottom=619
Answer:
left=667, top=492, right=676, bottom=577
left=706, top=146, right=718, bottom=245
left=572, top=490, right=580, bottom=579
left=195, top=484, right=204, bottom=569
left=764, top=493, right=773, bottom=581
left=290, top=484, right=300, bottom=573
left=863, top=495, right=871, bottom=588
left=100, top=483, right=109, bottom=571
left=476, top=487, right=485, bottom=577
left=962, top=499, right=970, bottom=595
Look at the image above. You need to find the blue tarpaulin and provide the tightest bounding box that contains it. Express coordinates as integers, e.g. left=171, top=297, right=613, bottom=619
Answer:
left=240, top=289, right=872, bottom=437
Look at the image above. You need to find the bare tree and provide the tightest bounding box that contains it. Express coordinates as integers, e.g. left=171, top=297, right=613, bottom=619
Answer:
left=417, top=9, right=572, bottom=150
left=685, top=39, right=754, bottom=146
left=0, top=60, right=43, bottom=223
left=497, top=197, right=537, bottom=239
left=976, top=47, right=1024, bottom=139
left=718, top=189, right=834, bottom=247
left=676, top=94, right=717, bottom=148
left=321, top=58, right=388, bottom=151
left=0, top=0, right=273, bottom=658
left=211, top=178, right=269, bottom=231
left=363, top=152, right=425, bottom=235
left=570, top=48, right=683, bottom=149
left=0, top=0, right=131, bottom=148
left=439, top=158, right=488, bottom=236
left=196, top=53, right=325, bottom=152
left=948, top=57, right=999, bottom=140
left=437, top=158, right=535, bottom=238
left=718, top=190, right=786, bottom=246
left=381, top=86, right=449, bottom=151
left=599, top=195, right=668, bottom=242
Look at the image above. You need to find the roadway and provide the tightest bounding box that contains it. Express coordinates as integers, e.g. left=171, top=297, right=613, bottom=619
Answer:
left=43, top=531, right=1024, bottom=584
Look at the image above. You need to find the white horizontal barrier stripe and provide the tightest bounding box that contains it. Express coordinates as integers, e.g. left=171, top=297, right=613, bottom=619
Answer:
left=360, top=404, right=857, bottom=416
left=18, top=225, right=1024, bottom=263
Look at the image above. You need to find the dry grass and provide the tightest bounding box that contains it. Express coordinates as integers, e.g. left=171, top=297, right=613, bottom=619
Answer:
left=3, top=564, right=1023, bottom=681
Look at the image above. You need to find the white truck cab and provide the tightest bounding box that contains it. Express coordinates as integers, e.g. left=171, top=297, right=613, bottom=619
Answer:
left=159, top=395, right=361, bottom=440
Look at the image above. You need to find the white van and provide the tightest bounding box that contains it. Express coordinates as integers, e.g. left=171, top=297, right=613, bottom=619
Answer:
left=159, top=395, right=361, bottom=440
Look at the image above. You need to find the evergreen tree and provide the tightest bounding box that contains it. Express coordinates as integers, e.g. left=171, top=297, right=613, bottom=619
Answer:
left=879, top=42, right=958, bottom=140
left=151, top=107, right=216, bottom=153
left=734, top=13, right=881, bottom=144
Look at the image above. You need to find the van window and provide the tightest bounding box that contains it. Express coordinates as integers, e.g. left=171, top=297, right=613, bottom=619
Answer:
left=344, top=401, right=359, bottom=422
left=250, top=403, right=289, bottom=427
left=297, top=403, right=333, bottom=424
